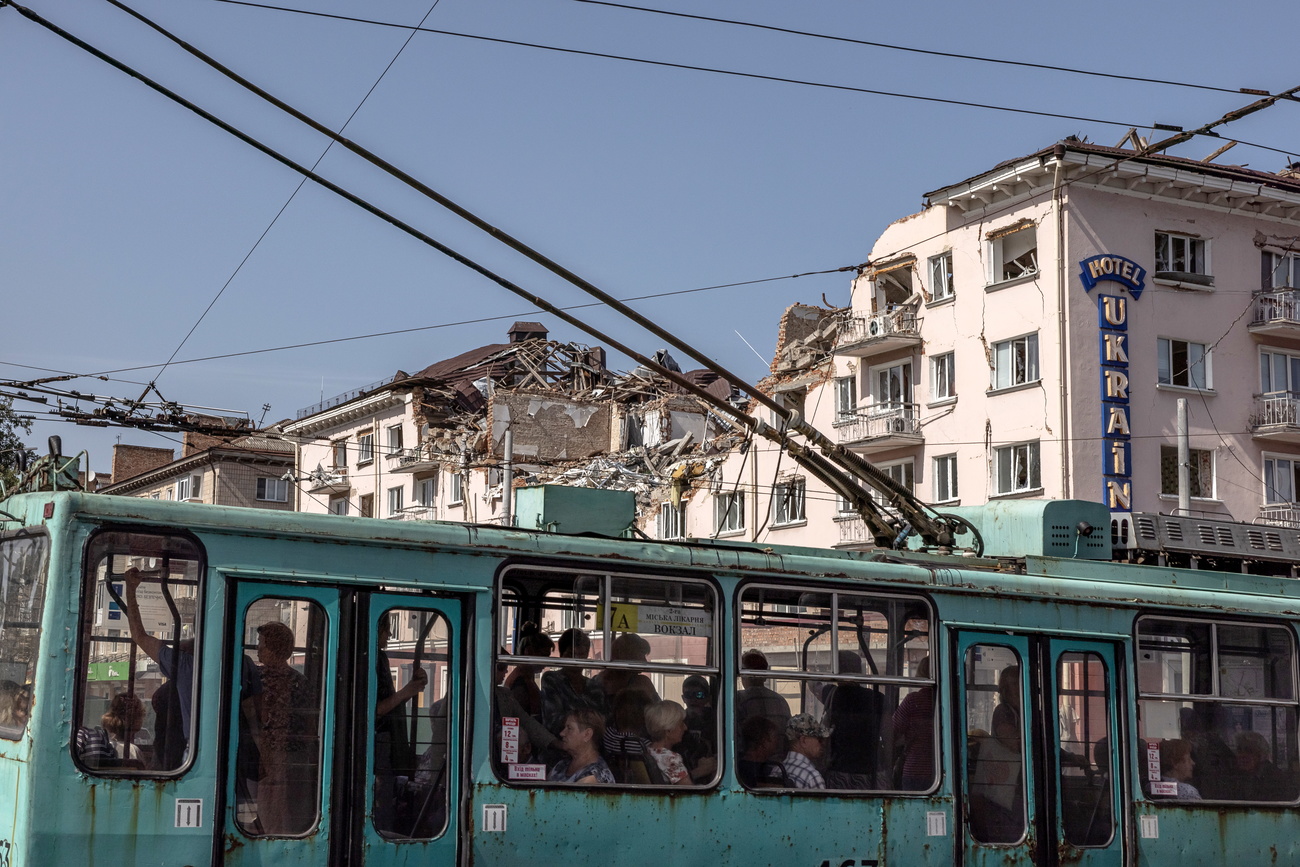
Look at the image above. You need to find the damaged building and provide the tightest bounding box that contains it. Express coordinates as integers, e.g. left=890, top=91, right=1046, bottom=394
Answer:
left=280, top=321, right=744, bottom=532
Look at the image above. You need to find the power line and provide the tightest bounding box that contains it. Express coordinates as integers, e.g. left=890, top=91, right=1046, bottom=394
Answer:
left=210, top=0, right=1189, bottom=133
left=31, top=268, right=842, bottom=379
left=573, top=0, right=1253, bottom=97
left=109, top=0, right=445, bottom=393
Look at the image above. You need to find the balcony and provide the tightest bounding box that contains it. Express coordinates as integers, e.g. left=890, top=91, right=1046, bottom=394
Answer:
left=389, top=505, right=437, bottom=521
left=387, top=446, right=440, bottom=475
left=833, top=513, right=873, bottom=549
left=1249, top=290, right=1300, bottom=339
left=1250, top=393, right=1300, bottom=444
left=834, top=404, right=923, bottom=454
left=1257, top=503, right=1300, bottom=529
left=306, top=467, right=349, bottom=494
left=835, top=312, right=922, bottom=357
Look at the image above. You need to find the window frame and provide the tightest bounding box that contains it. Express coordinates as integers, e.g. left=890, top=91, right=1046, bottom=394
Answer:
left=834, top=375, right=858, bottom=424
left=175, top=474, right=201, bottom=503
left=994, top=441, right=1042, bottom=495
left=1263, top=453, right=1300, bottom=505
left=356, top=430, right=375, bottom=466
left=1155, top=231, right=1212, bottom=285
left=933, top=453, right=958, bottom=503
left=714, top=490, right=746, bottom=536
left=987, top=224, right=1038, bottom=286
left=387, top=485, right=405, bottom=517
left=771, top=477, right=807, bottom=527
left=1159, top=445, right=1214, bottom=500
left=1157, top=337, right=1210, bottom=390
left=386, top=424, right=404, bottom=454
left=929, top=250, right=955, bottom=301
left=255, top=476, right=289, bottom=503
left=331, top=440, right=348, bottom=469
left=73, top=529, right=206, bottom=777
left=494, top=564, right=721, bottom=789
left=0, top=529, right=49, bottom=742
left=931, top=352, right=956, bottom=402
left=658, top=501, right=685, bottom=540
left=1135, top=614, right=1300, bottom=804
left=737, top=581, right=936, bottom=795
left=991, top=333, right=1040, bottom=391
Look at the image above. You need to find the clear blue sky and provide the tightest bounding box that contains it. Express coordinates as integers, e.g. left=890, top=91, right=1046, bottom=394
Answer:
left=2, top=0, right=1296, bottom=473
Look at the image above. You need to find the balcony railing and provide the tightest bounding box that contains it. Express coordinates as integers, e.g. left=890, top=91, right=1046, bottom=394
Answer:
left=833, top=403, right=921, bottom=445
left=1252, top=290, right=1300, bottom=330
left=837, top=310, right=920, bottom=343
left=834, top=513, right=870, bottom=545
left=1257, top=503, right=1300, bottom=529
left=389, top=505, right=437, bottom=521
left=1252, top=392, right=1300, bottom=428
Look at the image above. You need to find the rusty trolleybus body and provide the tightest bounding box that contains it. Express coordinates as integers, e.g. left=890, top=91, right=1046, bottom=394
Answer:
left=1, top=489, right=1299, bottom=866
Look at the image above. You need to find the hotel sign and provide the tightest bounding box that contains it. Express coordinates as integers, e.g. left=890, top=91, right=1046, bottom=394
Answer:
left=1083, top=253, right=1142, bottom=513
left=1079, top=254, right=1147, bottom=299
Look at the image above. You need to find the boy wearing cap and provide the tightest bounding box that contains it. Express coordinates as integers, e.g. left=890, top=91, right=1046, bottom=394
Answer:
left=781, top=713, right=832, bottom=789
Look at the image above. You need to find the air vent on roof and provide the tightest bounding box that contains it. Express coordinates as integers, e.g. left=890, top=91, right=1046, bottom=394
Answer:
left=1136, top=516, right=1158, bottom=541
left=1164, top=520, right=1184, bottom=543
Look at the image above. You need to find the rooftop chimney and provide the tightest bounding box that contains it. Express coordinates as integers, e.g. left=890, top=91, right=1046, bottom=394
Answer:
left=508, top=321, right=548, bottom=343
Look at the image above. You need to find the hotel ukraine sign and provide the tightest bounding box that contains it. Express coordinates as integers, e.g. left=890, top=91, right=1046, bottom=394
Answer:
left=1079, top=255, right=1146, bottom=513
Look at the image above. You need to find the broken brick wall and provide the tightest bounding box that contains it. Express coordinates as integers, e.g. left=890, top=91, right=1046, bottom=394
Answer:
left=488, top=390, right=613, bottom=462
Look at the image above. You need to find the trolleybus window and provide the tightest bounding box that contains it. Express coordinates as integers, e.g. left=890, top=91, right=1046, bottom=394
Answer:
left=737, top=585, right=934, bottom=793
left=0, top=530, right=47, bottom=741
left=234, top=597, right=327, bottom=837
left=495, top=567, right=720, bottom=787
left=373, top=606, right=452, bottom=839
left=1137, top=616, right=1300, bottom=803
left=1057, top=651, right=1114, bottom=847
left=74, top=531, right=202, bottom=774
left=964, top=644, right=1026, bottom=843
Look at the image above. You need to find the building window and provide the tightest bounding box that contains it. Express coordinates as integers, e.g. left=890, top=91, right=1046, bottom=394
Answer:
left=1264, top=456, right=1300, bottom=504
left=1157, top=338, right=1209, bottom=389
left=992, top=333, right=1039, bottom=390
left=715, top=490, right=745, bottom=535
left=658, top=501, right=685, bottom=540
left=1159, top=446, right=1214, bottom=499
left=387, top=485, right=405, bottom=517
left=356, top=430, right=375, bottom=465
left=995, top=442, right=1041, bottom=495
left=387, top=424, right=403, bottom=454
left=870, top=460, right=915, bottom=507
left=772, top=478, right=806, bottom=526
left=329, top=497, right=349, bottom=516
left=415, top=475, right=437, bottom=507
left=449, top=472, right=464, bottom=505
left=358, top=494, right=373, bottom=518
left=1267, top=251, right=1300, bottom=290
left=256, top=477, right=289, bottom=502
left=175, top=474, right=201, bottom=502
left=874, top=362, right=913, bottom=408
left=835, top=375, right=858, bottom=423
left=933, top=454, right=958, bottom=503
left=1261, top=350, right=1300, bottom=395
left=836, top=493, right=857, bottom=515
left=1155, top=231, right=1211, bottom=284
left=331, top=440, right=347, bottom=469
left=929, top=251, right=954, bottom=300
left=932, top=352, right=955, bottom=401
left=988, top=224, right=1037, bottom=284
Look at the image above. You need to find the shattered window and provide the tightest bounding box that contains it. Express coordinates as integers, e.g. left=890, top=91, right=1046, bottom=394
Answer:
left=772, top=479, right=806, bottom=526
left=714, top=492, right=745, bottom=535
left=1155, top=232, right=1210, bottom=281
left=929, top=252, right=954, bottom=300
left=0, top=531, right=47, bottom=741
left=992, top=333, right=1039, bottom=390
left=988, top=225, right=1038, bottom=284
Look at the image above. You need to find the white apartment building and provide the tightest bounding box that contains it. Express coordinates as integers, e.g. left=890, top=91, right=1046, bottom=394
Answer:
left=670, top=139, right=1300, bottom=550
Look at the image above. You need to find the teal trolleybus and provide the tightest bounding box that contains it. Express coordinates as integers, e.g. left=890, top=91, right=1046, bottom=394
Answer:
left=0, top=487, right=1297, bottom=866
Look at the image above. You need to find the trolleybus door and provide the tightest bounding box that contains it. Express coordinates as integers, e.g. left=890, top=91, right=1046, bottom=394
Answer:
left=222, top=582, right=341, bottom=867
left=955, top=632, right=1124, bottom=867
left=358, top=594, right=461, bottom=866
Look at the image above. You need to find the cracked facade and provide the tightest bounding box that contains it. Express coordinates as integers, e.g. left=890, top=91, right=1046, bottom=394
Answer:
left=683, top=138, right=1300, bottom=550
